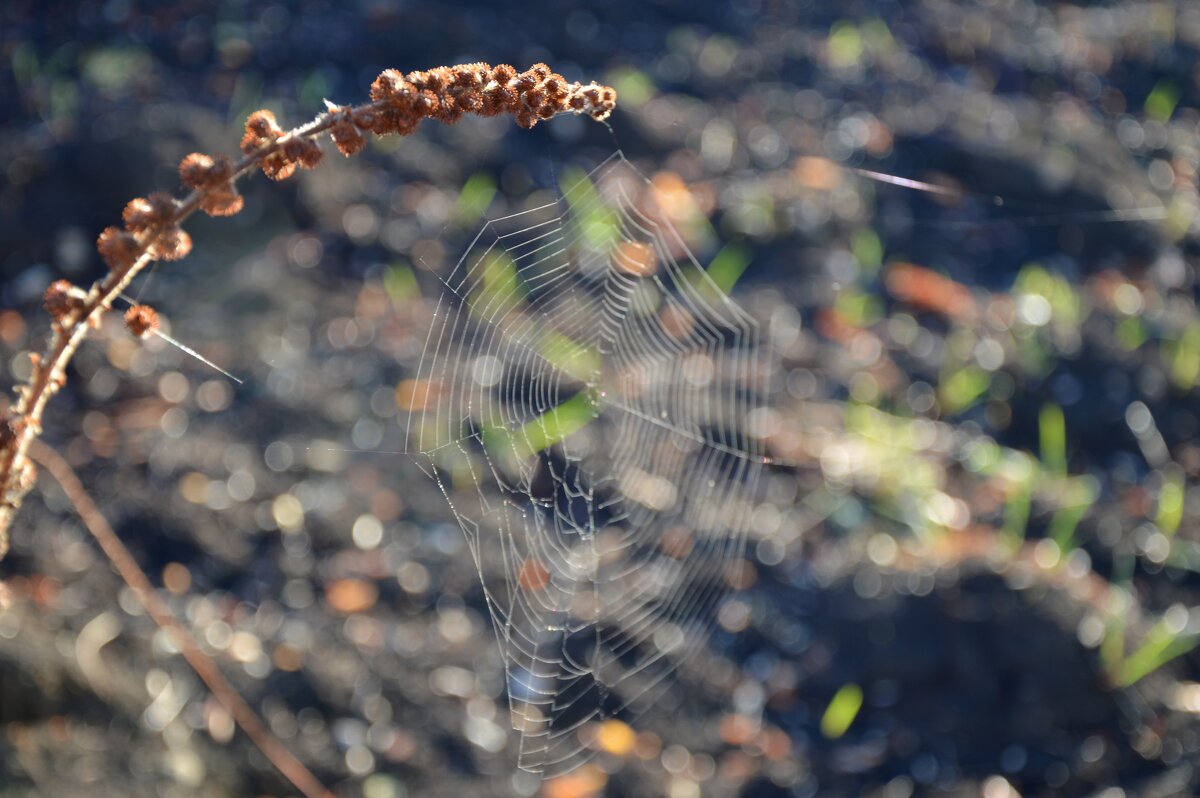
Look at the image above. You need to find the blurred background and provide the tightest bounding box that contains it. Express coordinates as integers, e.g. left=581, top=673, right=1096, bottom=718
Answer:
left=3, top=1, right=1200, bottom=796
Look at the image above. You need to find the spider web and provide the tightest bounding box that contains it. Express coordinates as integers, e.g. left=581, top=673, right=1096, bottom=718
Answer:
left=404, top=151, right=766, bottom=775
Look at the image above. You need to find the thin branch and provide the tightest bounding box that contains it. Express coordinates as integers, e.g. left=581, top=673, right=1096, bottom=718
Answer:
left=0, top=62, right=617, bottom=553
left=29, top=440, right=336, bottom=798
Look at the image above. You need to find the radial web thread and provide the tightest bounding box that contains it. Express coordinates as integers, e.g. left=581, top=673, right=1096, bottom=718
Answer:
left=405, top=151, right=767, bottom=775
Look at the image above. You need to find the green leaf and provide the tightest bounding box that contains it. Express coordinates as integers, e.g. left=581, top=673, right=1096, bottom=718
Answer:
left=469, top=251, right=525, bottom=319
left=820, top=683, right=863, bottom=739
left=456, top=172, right=497, bottom=225
left=1145, top=80, right=1180, bottom=123
left=1039, top=402, right=1067, bottom=476
left=1169, top=322, right=1200, bottom=389
left=1048, top=476, right=1097, bottom=552
left=486, top=390, right=599, bottom=462
left=383, top=263, right=420, bottom=303
left=605, top=67, right=656, bottom=108
left=851, top=228, right=883, bottom=276
left=1115, top=624, right=1199, bottom=687
left=539, top=332, right=601, bottom=384
left=828, top=22, right=864, bottom=68
left=561, top=167, right=619, bottom=252
left=706, top=241, right=751, bottom=294
left=940, top=366, right=990, bottom=415
left=1001, top=455, right=1036, bottom=547
left=1157, top=467, right=1186, bottom=537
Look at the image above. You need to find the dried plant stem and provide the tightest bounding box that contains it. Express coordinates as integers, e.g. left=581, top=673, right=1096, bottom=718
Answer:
left=29, top=440, right=335, bottom=798
left=0, top=63, right=617, bottom=555
left=0, top=111, right=351, bottom=552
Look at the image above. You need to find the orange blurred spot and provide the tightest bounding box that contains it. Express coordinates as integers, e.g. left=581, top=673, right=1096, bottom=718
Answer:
left=757, top=726, right=792, bottom=761
left=396, top=379, right=442, bottom=411
left=356, top=282, right=391, bottom=319
left=724, top=559, right=757, bottom=590
left=719, top=750, right=757, bottom=783
left=813, top=307, right=864, bottom=345
left=794, top=156, right=843, bottom=191
left=0, top=310, right=26, bottom=345
left=542, top=764, right=607, bottom=798
left=634, top=731, right=662, bottom=761
left=29, top=575, right=60, bottom=610
left=273, top=643, right=305, bottom=672
left=325, top=578, right=378, bottom=614
left=885, top=262, right=976, bottom=322
left=384, top=729, right=417, bottom=763
left=48, top=715, right=70, bottom=744
left=660, top=526, right=695, bottom=559
left=650, top=171, right=701, bottom=219
left=927, top=525, right=997, bottom=565
left=719, top=713, right=760, bottom=746
left=660, top=304, right=695, bottom=339
left=614, top=241, right=657, bottom=277
left=162, top=562, right=192, bottom=595
left=595, top=718, right=636, bottom=756
left=864, top=118, right=894, bottom=156
left=518, top=558, right=551, bottom=592
left=371, top=488, right=405, bottom=522
left=1123, top=485, right=1153, bottom=518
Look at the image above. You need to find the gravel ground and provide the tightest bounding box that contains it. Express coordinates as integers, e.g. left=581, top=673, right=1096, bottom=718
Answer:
left=3, top=2, right=1200, bottom=796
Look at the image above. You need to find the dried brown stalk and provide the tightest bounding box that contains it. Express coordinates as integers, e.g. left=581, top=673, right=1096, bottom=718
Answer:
left=29, top=440, right=334, bottom=798
left=0, top=62, right=616, bottom=556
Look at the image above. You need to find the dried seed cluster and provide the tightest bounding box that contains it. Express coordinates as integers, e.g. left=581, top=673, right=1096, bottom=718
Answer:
left=82, top=61, right=616, bottom=351
left=240, top=109, right=324, bottom=180
left=366, top=62, right=617, bottom=135
left=97, top=190, right=190, bottom=271
left=3, top=60, right=615, bottom=563
left=179, top=153, right=243, bottom=216
left=92, top=62, right=615, bottom=281
left=123, top=305, right=160, bottom=338
left=43, top=280, right=85, bottom=324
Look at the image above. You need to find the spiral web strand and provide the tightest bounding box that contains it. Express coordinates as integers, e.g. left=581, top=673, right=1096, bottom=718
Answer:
left=405, top=151, right=766, bottom=775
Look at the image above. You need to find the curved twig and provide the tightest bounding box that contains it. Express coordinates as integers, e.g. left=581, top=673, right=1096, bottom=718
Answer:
left=0, top=62, right=617, bottom=555
left=29, top=440, right=335, bottom=798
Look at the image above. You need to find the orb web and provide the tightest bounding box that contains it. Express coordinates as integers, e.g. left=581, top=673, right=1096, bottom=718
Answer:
left=404, top=151, right=766, bottom=775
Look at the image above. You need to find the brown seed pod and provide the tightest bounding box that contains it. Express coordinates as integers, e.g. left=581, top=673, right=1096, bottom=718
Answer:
left=241, top=109, right=283, bottom=153
left=259, top=152, right=297, bottom=181
left=370, top=70, right=414, bottom=103
left=330, top=117, right=367, bottom=156
left=124, top=304, right=160, bottom=338
left=148, top=226, right=192, bottom=261
left=284, top=138, right=324, bottom=170
left=122, top=192, right=177, bottom=233
left=179, top=152, right=234, bottom=189
left=43, top=280, right=83, bottom=322
left=15, top=460, right=36, bottom=494
left=97, top=226, right=139, bottom=271
left=0, top=411, right=21, bottom=449
left=199, top=185, right=244, bottom=217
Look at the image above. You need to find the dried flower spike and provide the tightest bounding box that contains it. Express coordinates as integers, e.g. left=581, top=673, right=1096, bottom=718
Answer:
left=122, top=192, right=178, bottom=233
left=180, top=153, right=244, bottom=217
left=179, top=152, right=233, bottom=189
left=200, top=185, right=244, bottom=217
left=124, top=305, right=159, bottom=338
left=43, top=280, right=84, bottom=323
left=0, top=412, right=20, bottom=450
left=96, top=226, right=138, bottom=271
left=365, top=62, right=617, bottom=136
left=240, top=109, right=284, bottom=153
left=2, top=61, right=616, bottom=565
left=329, top=112, right=367, bottom=156
left=148, top=226, right=192, bottom=261
left=283, top=138, right=324, bottom=170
